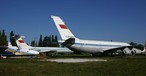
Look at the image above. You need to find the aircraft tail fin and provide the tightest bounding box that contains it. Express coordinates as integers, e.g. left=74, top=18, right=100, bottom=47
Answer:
left=8, top=42, right=12, bottom=47
left=51, top=16, right=76, bottom=40
left=14, top=35, right=30, bottom=49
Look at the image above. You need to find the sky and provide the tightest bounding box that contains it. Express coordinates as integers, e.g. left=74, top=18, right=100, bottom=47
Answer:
left=0, top=0, right=146, bottom=44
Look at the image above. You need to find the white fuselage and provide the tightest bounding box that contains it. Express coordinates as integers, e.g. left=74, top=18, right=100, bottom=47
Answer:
left=64, top=39, right=130, bottom=53
left=5, top=46, right=39, bottom=55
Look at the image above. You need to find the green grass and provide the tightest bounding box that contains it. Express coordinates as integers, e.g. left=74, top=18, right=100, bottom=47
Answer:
left=0, top=56, right=146, bottom=76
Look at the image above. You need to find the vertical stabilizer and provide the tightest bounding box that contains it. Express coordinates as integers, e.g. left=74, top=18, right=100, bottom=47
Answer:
left=51, top=16, right=76, bottom=40
left=15, top=35, right=30, bottom=49
left=8, top=42, right=12, bottom=47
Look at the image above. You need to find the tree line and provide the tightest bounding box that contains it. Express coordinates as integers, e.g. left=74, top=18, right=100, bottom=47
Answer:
left=31, top=35, right=59, bottom=47
left=0, top=29, right=59, bottom=47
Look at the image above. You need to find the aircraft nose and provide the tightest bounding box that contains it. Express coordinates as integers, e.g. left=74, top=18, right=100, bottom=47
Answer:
left=29, top=50, right=39, bottom=55
left=33, top=51, right=39, bottom=55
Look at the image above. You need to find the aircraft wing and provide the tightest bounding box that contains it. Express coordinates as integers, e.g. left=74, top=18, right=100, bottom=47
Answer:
left=33, top=47, right=73, bottom=53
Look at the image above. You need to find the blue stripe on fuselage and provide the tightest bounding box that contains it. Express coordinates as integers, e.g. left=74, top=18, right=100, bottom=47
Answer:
left=74, top=43, right=124, bottom=47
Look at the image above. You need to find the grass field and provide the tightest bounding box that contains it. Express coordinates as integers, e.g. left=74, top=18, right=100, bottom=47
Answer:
left=0, top=56, right=146, bottom=76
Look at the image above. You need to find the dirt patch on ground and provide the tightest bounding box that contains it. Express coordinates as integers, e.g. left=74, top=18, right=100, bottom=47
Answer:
left=41, top=58, right=107, bottom=63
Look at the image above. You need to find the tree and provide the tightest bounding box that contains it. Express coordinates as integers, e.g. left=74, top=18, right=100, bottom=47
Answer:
left=38, top=35, right=43, bottom=47
left=31, top=40, right=35, bottom=47
left=31, top=38, right=37, bottom=47
left=10, top=31, right=17, bottom=46
left=51, top=35, right=55, bottom=47
left=54, top=35, right=59, bottom=47
left=48, top=36, right=51, bottom=47
left=43, top=36, right=49, bottom=47
left=0, top=30, right=1, bottom=36
left=130, top=42, right=144, bottom=50
left=49, top=35, right=59, bottom=47
left=4, top=35, right=8, bottom=46
left=30, top=35, right=59, bottom=47
left=2, top=29, right=5, bottom=37
left=1, top=29, right=8, bottom=46
left=136, top=44, right=144, bottom=50
left=35, top=41, right=38, bottom=47
left=0, top=30, right=2, bottom=46
left=130, top=42, right=137, bottom=46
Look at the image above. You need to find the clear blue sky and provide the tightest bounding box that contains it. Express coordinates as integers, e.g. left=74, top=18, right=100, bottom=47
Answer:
left=0, top=0, right=146, bottom=44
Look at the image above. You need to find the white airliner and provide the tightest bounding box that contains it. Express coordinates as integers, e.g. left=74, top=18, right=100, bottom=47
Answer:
left=0, top=42, right=39, bottom=57
left=0, top=35, right=72, bottom=58
left=14, top=35, right=72, bottom=54
left=51, top=16, right=145, bottom=56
